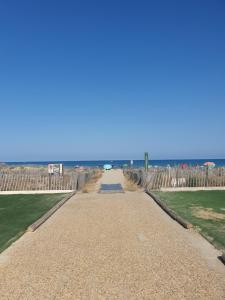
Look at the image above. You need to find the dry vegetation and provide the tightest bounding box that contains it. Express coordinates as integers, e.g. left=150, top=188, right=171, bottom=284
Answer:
left=192, top=207, right=225, bottom=220
left=82, top=169, right=103, bottom=193
left=124, top=176, right=141, bottom=191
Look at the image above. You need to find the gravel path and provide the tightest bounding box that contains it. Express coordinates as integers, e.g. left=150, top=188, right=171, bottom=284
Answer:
left=0, top=170, right=225, bottom=299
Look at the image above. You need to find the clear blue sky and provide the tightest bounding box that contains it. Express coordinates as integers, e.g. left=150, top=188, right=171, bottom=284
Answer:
left=0, top=0, right=225, bottom=161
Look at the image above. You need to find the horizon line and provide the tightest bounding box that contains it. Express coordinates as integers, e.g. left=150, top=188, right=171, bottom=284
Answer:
left=2, top=158, right=225, bottom=163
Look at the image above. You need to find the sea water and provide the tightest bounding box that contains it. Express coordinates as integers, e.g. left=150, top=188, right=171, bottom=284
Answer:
left=4, top=159, right=225, bottom=168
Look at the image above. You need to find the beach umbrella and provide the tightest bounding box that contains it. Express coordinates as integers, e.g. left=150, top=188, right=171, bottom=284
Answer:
left=103, top=164, right=112, bottom=170
left=204, top=162, right=216, bottom=169
left=180, top=164, right=188, bottom=169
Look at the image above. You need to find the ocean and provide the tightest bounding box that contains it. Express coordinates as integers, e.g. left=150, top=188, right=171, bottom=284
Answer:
left=3, top=159, right=225, bottom=168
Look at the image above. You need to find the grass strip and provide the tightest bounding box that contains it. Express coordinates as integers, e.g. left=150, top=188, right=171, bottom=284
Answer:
left=154, top=191, right=225, bottom=250
left=0, top=193, right=68, bottom=252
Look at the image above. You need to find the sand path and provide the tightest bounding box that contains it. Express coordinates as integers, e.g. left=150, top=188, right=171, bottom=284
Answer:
left=0, top=169, right=225, bottom=299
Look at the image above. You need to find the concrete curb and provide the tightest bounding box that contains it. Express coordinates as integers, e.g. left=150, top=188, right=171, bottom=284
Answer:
left=146, top=190, right=193, bottom=229
left=0, top=190, right=74, bottom=195
left=160, top=187, right=225, bottom=192
left=27, top=192, right=76, bottom=232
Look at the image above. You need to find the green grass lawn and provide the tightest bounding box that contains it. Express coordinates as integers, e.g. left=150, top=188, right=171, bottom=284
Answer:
left=154, top=191, right=225, bottom=250
left=0, top=193, right=67, bottom=252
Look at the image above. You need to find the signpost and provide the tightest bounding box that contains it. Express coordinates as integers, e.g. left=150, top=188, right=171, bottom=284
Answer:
left=144, top=152, right=149, bottom=171
left=59, top=163, right=64, bottom=176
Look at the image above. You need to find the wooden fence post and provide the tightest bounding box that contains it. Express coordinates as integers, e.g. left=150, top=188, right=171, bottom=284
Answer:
left=49, top=174, right=52, bottom=190
left=205, top=166, right=209, bottom=187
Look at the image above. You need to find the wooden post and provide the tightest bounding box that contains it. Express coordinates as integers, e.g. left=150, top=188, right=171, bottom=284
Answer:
left=205, top=165, right=209, bottom=187
left=49, top=174, right=52, bottom=190
left=176, top=167, right=179, bottom=187
left=144, top=152, right=149, bottom=171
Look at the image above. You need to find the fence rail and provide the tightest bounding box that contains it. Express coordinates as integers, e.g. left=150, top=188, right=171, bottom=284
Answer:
left=125, top=166, right=225, bottom=190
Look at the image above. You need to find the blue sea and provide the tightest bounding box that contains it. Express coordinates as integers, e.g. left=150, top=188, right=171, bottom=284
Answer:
left=3, top=159, right=225, bottom=168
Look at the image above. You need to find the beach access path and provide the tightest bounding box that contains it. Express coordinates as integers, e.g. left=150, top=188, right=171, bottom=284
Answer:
left=0, top=169, right=225, bottom=299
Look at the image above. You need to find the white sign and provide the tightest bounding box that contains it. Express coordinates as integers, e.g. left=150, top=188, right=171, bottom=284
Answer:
left=48, top=164, right=54, bottom=174
left=48, top=164, right=64, bottom=175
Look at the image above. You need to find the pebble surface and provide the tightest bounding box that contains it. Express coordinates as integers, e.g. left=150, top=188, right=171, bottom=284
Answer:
left=0, top=170, right=225, bottom=299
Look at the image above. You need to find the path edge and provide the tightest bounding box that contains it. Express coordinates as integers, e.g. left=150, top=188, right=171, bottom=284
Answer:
left=27, top=192, right=76, bottom=232
left=146, top=190, right=193, bottom=229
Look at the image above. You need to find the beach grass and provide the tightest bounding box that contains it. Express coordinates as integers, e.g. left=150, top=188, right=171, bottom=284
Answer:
left=0, top=193, right=67, bottom=252
left=82, top=169, right=103, bottom=193
left=154, top=191, right=225, bottom=250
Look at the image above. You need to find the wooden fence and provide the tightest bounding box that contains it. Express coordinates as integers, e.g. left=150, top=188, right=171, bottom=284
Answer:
left=125, top=166, right=225, bottom=190
left=0, top=169, right=94, bottom=191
